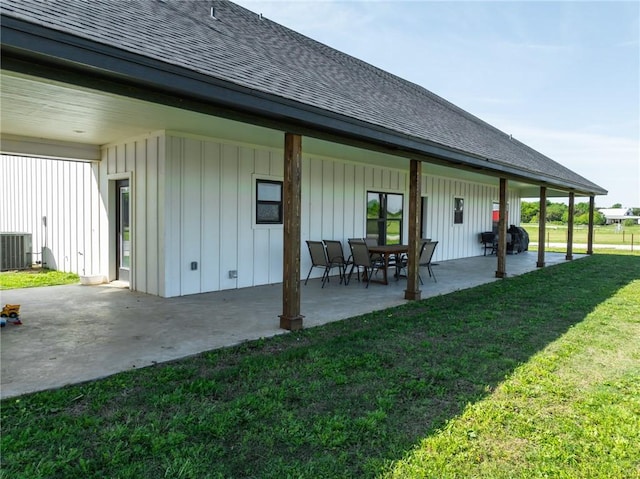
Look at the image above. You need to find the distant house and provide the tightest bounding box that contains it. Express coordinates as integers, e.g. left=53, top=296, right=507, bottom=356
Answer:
left=599, top=208, right=640, bottom=225
left=1, top=0, right=607, bottom=327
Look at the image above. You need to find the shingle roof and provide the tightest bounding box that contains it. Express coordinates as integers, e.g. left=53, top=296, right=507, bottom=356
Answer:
left=0, top=0, right=606, bottom=195
left=599, top=208, right=633, bottom=217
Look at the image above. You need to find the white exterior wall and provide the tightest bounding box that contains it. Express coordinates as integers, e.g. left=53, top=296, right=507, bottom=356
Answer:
left=100, top=131, right=523, bottom=297
left=159, top=133, right=521, bottom=296
left=302, top=156, right=407, bottom=274
left=101, top=132, right=164, bottom=295
left=162, top=134, right=286, bottom=296
left=421, top=174, right=521, bottom=261
left=3, top=138, right=522, bottom=296
left=162, top=134, right=413, bottom=297
left=0, top=155, right=100, bottom=274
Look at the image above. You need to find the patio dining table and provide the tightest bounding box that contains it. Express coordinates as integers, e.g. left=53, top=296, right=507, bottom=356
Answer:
left=367, top=244, right=409, bottom=285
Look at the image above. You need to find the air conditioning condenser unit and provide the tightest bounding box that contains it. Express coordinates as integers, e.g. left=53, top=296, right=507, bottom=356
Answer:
left=0, top=233, right=33, bottom=271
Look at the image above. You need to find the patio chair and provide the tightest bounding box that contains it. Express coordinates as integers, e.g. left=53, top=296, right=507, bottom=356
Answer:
left=346, top=238, right=365, bottom=263
left=304, top=240, right=342, bottom=288
left=395, top=238, right=431, bottom=274
left=364, top=236, right=385, bottom=264
left=323, top=240, right=351, bottom=284
left=346, top=239, right=383, bottom=287
left=364, top=237, right=378, bottom=247
left=418, top=240, right=438, bottom=284
left=400, top=240, right=439, bottom=284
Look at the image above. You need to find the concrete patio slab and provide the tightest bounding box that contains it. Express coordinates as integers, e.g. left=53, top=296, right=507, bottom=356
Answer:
left=1, top=252, right=581, bottom=399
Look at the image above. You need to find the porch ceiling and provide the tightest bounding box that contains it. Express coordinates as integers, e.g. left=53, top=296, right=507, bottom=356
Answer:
left=0, top=70, right=283, bottom=150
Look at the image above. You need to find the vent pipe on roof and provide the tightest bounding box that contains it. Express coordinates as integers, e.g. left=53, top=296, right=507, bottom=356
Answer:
left=210, top=6, right=217, bottom=19
left=259, top=13, right=264, bottom=20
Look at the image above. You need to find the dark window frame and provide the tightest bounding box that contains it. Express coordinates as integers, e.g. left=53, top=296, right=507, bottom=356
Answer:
left=256, top=179, right=283, bottom=225
left=454, top=197, right=464, bottom=224
left=366, top=191, right=404, bottom=245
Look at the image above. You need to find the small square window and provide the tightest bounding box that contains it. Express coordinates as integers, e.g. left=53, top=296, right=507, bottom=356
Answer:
left=454, top=197, right=464, bottom=224
left=256, top=179, right=283, bottom=224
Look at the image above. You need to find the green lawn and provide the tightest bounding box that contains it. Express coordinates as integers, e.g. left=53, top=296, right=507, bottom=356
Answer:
left=1, top=255, right=639, bottom=478
left=0, top=269, right=79, bottom=290
left=523, top=223, right=640, bottom=246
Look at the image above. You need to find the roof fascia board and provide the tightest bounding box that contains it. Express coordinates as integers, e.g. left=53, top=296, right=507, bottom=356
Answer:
left=1, top=15, right=605, bottom=197
left=0, top=133, right=100, bottom=161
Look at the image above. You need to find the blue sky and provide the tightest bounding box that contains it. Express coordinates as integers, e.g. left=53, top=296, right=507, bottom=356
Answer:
left=234, top=0, right=639, bottom=208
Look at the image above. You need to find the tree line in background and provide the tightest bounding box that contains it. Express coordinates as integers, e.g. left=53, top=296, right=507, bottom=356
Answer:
left=521, top=201, right=640, bottom=226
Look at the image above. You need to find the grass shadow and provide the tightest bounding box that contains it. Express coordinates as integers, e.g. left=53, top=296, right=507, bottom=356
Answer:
left=2, top=255, right=639, bottom=478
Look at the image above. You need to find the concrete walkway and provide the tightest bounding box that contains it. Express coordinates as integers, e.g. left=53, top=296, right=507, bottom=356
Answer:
left=1, top=251, right=581, bottom=399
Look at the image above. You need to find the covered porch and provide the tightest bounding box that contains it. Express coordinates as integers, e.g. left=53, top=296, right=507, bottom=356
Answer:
left=0, top=252, right=581, bottom=399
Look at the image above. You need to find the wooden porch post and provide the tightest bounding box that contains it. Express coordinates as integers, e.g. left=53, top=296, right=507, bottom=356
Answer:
left=495, top=178, right=508, bottom=278
left=587, top=195, right=595, bottom=255
left=404, top=159, right=422, bottom=300
left=279, top=133, right=304, bottom=331
left=537, top=186, right=547, bottom=268
left=566, top=192, right=575, bottom=260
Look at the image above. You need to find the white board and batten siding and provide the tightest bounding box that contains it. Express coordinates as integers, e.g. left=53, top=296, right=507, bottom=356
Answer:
left=103, top=133, right=407, bottom=297
left=159, top=134, right=411, bottom=297
left=3, top=137, right=523, bottom=298
left=300, top=158, right=408, bottom=279
left=105, top=131, right=522, bottom=297
left=101, top=132, right=164, bottom=295
left=301, top=157, right=404, bottom=264
left=0, top=155, right=100, bottom=275
left=162, top=134, right=287, bottom=297
left=420, top=174, right=521, bottom=262
left=104, top=131, right=287, bottom=297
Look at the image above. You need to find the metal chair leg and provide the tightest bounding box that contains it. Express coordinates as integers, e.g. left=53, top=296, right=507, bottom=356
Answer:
left=428, top=265, right=437, bottom=282
left=321, top=267, right=330, bottom=288
left=304, top=266, right=314, bottom=285
left=346, top=264, right=360, bottom=285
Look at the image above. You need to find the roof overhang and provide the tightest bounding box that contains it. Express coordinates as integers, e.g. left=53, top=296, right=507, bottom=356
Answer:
left=0, top=14, right=606, bottom=197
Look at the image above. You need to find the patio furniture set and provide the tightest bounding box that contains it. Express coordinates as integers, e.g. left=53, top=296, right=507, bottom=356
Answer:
left=305, top=238, right=438, bottom=288
left=479, top=226, right=530, bottom=256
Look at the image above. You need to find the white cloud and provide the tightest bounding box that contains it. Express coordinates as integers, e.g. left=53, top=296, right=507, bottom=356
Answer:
left=502, top=123, right=640, bottom=207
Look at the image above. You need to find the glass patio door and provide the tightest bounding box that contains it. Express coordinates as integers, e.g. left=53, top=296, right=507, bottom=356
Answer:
left=116, top=179, right=130, bottom=282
